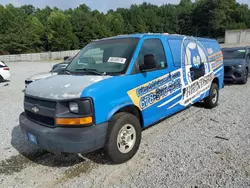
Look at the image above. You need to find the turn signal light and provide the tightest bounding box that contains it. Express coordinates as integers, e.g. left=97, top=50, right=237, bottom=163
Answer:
left=56, top=117, right=93, bottom=125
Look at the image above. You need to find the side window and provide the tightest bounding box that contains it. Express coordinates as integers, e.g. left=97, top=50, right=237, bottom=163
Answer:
left=138, top=39, right=167, bottom=70
left=168, top=39, right=182, bottom=67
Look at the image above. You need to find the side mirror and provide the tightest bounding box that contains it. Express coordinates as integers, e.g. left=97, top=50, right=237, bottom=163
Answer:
left=139, top=54, right=157, bottom=71
left=64, top=56, right=70, bottom=61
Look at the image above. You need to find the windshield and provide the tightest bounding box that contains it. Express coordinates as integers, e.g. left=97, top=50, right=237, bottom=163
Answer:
left=66, top=38, right=139, bottom=75
left=222, top=49, right=246, bottom=59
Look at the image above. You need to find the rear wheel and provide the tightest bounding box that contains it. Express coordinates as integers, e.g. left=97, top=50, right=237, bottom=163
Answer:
left=0, top=75, right=3, bottom=82
left=204, top=83, right=219, bottom=109
left=104, top=112, right=141, bottom=164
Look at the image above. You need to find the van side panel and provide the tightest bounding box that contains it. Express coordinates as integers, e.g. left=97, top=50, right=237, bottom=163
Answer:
left=198, top=39, right=224, bottom=89
left=82, top=35, right=224, bottom=128
left=167, top=36, right=223, bottom=103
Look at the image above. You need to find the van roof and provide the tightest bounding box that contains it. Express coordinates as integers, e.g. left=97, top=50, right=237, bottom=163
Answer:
left=92, top=33, right=217, bottom=42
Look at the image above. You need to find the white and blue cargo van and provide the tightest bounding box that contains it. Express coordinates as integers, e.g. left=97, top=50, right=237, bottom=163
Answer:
left=19, top=33, right=224, bottom=164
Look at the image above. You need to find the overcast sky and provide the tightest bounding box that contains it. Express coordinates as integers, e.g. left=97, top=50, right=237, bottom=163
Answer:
left=1, top=0, right=249, bottom=13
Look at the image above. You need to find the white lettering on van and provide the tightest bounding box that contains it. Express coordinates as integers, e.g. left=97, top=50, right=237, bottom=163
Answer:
left=182, top=72, right=214, bottom=105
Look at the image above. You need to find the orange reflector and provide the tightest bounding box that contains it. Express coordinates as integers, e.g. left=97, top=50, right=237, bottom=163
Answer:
left=56, top=117, right=93, bottom=125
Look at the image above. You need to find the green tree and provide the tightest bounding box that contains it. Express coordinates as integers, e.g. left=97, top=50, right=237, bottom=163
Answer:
left=106, top=12, right=125, bottom=35
left=0, top=4, right=32, bottom=53
left=25, top=16, right=45, bottom=52
left=0, top=1, right=250, bottom=54
left=21, top=5, right=35, bottom=15
left=48, top=11, right=78, bottom=51
left=178, top=0, right=194, bottom=35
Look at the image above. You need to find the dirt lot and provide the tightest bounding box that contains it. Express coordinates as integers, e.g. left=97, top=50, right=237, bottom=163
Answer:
left=0, top=61, right=250, bottom=188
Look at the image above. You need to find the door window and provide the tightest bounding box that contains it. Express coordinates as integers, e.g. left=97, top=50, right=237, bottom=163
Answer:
left=138, top=39, right=167, bottom=70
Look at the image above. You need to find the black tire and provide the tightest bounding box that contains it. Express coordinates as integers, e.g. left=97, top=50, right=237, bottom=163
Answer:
left=204, top=83, right=219, bottom=109
left=0, top=75, right=3, bottom=82
left=240, top=68, right=248, bottom=84
left=104, top=112, right=141, bottom=164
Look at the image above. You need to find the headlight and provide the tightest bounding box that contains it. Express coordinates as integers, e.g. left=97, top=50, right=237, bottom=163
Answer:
left=56, top=99, right=94, bottom=126
left=68, top=99, right=92, bottom=114
left=69, top=102, right=79, bottom=113
left=236, top=65, right=242, bottom=68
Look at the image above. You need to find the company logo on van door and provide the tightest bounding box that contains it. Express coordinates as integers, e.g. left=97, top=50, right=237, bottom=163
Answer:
left=179, top=37, right=214, bottom=106
left=127, top=70, right=182, bottom=110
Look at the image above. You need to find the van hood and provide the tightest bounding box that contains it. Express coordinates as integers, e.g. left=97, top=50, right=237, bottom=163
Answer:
left=25, top=75, right=112, bottom=100
left=224, top=59, right=246, bottom=66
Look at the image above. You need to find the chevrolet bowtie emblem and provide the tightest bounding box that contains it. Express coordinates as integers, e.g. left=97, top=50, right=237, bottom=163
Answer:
left=32, top=106, right=39, bottom=113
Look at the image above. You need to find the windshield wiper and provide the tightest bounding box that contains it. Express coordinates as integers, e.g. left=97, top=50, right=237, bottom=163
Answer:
left=75, top=68, right=105, bottom=75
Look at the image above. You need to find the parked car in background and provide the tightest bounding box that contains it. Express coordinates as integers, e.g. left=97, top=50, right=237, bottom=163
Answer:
left=222, top=47, right=250, bottom=84
left=25, top=62, right=68, bottom=88
left=52, top=56, right=73, bottom=70
left=0, top=61, right=11, bottom=82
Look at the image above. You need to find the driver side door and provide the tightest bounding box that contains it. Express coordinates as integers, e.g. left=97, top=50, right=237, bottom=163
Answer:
left=127, top=37, right=182, bottom=127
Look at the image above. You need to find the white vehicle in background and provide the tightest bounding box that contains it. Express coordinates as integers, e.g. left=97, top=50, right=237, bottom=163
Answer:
left=0, top=61, right=11, bottom=82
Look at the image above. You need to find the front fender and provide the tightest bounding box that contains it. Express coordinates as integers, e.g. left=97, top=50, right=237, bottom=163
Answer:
left=106, top=102, right=135, bottom=121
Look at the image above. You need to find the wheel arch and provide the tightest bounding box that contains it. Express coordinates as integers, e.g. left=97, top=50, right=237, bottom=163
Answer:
left=107, top=104, right=144, bottom=127
left=213, top=77, right=219, bottom=86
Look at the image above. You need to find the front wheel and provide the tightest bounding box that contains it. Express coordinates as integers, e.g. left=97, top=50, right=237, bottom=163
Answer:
left=241, top=68, right=248, bottom=84
left=104, top=112, right=141, bottom=164
left=204, top=83, right=219, bottom=109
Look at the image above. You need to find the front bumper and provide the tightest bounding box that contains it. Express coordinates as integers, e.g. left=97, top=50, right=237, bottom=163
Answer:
left=224, top=66, right=245, bottom=83
left=19, top=112, right=108, bottom=154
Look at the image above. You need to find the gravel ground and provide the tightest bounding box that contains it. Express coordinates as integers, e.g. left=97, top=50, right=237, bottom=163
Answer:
left=0, top=61, right=250, bottom=188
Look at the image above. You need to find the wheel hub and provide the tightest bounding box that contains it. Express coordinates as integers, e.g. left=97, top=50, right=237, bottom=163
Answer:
left=121, top=132, right=130, bottom=144
left=117, top=124, right=136, bottom=154
left=212, top=89, right=217, bottom=104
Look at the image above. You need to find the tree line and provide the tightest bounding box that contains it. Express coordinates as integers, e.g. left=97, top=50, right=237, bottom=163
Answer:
left=0, top=0, right=249, bottom=54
